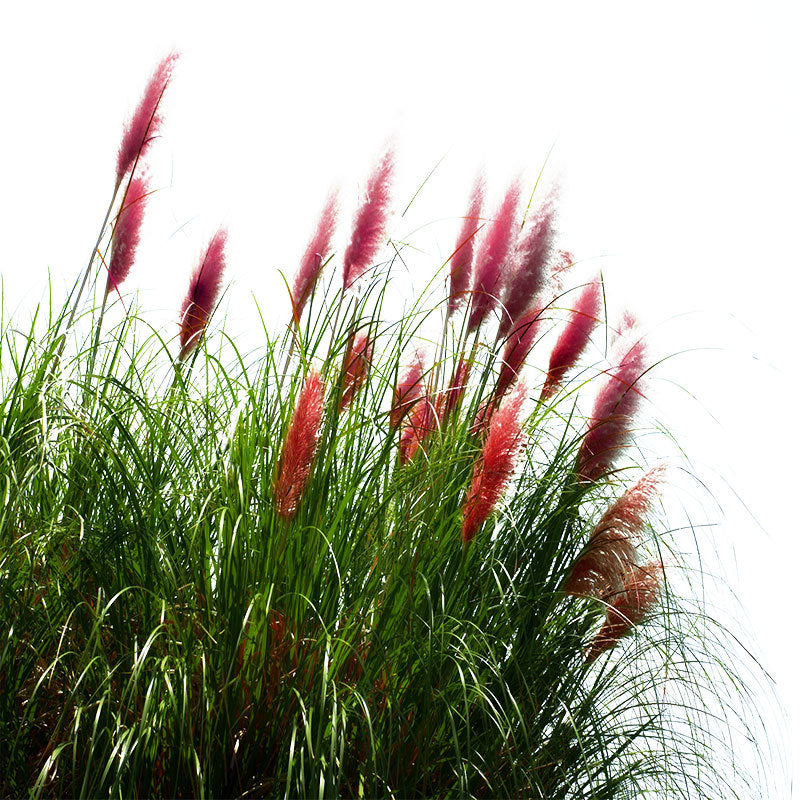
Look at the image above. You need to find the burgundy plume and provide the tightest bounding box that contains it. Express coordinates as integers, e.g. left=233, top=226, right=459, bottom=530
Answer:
left=585, top=562, right=663, bottom=662
left=390, top=351, right=426, bottom=429
left=291, top=192, right=338, bottom=322
left=106, top=175, right=149, bottom=296
left=448, top=175, right=485, bottom=315
left=274, top=372, right=326, bottom=520
left=342, top=149, right=394, bottom=291
left=467, top=181, right=522, bottom=333
left=575, top=322, right=647, bottom=482
left=339, top=332, right=373, bottom=410
left=179, top=230, right=228, bottom=360
left=461, top=384, right=526, bottom=543
left=540, top=279, right=602, bottom=401
left=497, top=189, right=557, bottom=339
left=496, top=306, right=544, bottom=398
left=116, top=52, right=179, bottom=183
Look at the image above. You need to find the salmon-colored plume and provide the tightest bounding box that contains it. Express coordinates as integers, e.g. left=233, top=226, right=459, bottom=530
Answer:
left=339, top=332, right=373, bottom=410
left=576, top=325, right=647, bottom=482
left=390, top=351, right=426, bottom=428
left=116, top=52, right=179, bottom=183
left=585, top=562, right=663, bottom=662
left=106, top=175, right=149, bottom=296
left=498, top=189, right=557, bottom=339
left=179, top=230, right=228, bottom=361
left=461, top=384, right=526, bottom=543
left=540, top=279, right=602, bottom=401
left=467, top=181, right=522, bottom=333
left=291, top=191, right=338, bottom=323
left=342, top=148, right=394, bottom=291
left=274, top=372, right=326, bottom=520
left=496, top=306, right=544, bottom=398
left=448, top=174, right=485, bottom=315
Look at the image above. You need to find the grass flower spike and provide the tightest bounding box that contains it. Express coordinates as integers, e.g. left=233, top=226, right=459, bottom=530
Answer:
left=106, top=175, right=149, bottom=296
left=461, top=384, right=526, bottom=542
left=339, top=331, right=372, bottom=410
left=448, top=174, right=485, bottom=315
left=274, top=372, right=325, bottom=519
left=496, top=306, right=544, bottom=398
left=179, top=229, right=228, bottom=360
left=390, top=351, right=426, bottom=428
left=116, top=52, right=179, bottom=183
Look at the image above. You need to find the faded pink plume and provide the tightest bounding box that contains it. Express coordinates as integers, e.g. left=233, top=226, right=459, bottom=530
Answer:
left=106, top=175, right=149, bottom=296
left=342, top=149, right=394, bottom=290
left=116, top=52, right=179, bottom=183
left=461, top=384, right=526, bottom=543
left=540, top=279, right=602, bottom=401
left=390, top=351, right=426, bottom=429
left=496, top=306, right=544, bottom=398
left=448, top=174, right=485, bottom=315
left=399, top=395, right=438, bottom=464
left=274, top=372, right=326, bottom=520
left=585, top=562, right=663, bottom=662
left=576, top=326, right=647, bottom=482
left=467, top=181, right=522, bottom=333
left=498, top=189, right=557, bottom=339
left=339, top=332, right=373, bottom=410
left=179, top=230, right=228, bottom=360
left=442, top=354, right=472, bottom=420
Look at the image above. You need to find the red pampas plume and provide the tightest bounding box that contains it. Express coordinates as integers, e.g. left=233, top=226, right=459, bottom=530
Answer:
left=390, top=352, right=426, bottom=429
left=585, top=562, right=663, bottom=662
left=339, top=332, right=373, bottom=410
left=467, top=181, right=522, bottom=333
left=496, top=306, right=544, bottom=398
left=116, top=52, right=179, bottom=183
left=274, top=372, right=326, bottom=520
left=461, top=384, right=526, bottom=543
left=540, top=278, right=602, bottom=401
left=342, top=149, right=394, bottom=291
left=106, top=175, right=149, bottom=296
left=291, top=192, right=338, bottom=323
left=448, top=175, right=485, bottom=315
left=498, top=189, right=557, bottom=339
left=576, top=325, right=647, bottom=482
left=179, top=230, right=228, bottom=361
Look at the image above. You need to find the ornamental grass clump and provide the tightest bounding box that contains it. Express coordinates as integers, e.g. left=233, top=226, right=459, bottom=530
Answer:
left=0, top=55, right=778, bottom=799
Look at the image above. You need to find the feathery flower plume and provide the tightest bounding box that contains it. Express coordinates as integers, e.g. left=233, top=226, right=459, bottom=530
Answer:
left=563, top=465, right=664, bottom=599
left=585, top=562, right=663, bottom=662
left=442, top=354, right=472, bottom=420
left=390, top=352, right=426, bottom=428
left=540, top=278, right=602, bottom=401
left=339, top=332, right=373, bottom=410
left=496, top=306, right=544, bottom=398
left=498, top=189, right=557, bottom=339
left=467, top=181, right=522, bottom=333
left=179, top=230, right=228, bottom=361
left=461, top=384, right=526, bottom=543
left=106, top=175, right=149, bottom=296
left=550, top=249, right=575, bottom=293
left=116, top=52, right=179, bottom=183
left=342, top=148, right=394, bottom=290
left=274, top=372, right=325, bottom=520
left=291, top=191, right=338, bottom=323
left=576, top=325, right=647, bottom=482
left=448, top=174, right=485, bottom=315
left=399, top=396, right=438, bottom=464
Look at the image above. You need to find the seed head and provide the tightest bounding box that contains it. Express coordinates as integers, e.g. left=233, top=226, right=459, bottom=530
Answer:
left=106, top=175, right=149, bottom=296
left=448, top=174, right=485, bottom=315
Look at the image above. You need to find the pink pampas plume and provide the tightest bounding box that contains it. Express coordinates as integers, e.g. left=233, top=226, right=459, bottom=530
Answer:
left=576, top=324, right=647, bottom=482
left=442, top=354, right=472, bottom=420
left=399, top=395, right=438, bottom=464
left=563, top=465, right=665, bottom=599
left=497, top=189, right=557, bottom=339
left=274, top=372, right=326, bottom=520
left=106, top=175, right=149, bottom=296
left=467, top=181, right=522, bottom=333
left=291, top=192, right=338, bottom=323
left=496, top=306, right=544, bottom=398
left=585, top=562, right=663, bottom=662
left=339, top=332, right=373, bottom=410
left=342, top=149, right=394, bottom=291
left=116, top=52, right=179, bottom=184
left=540, top=279, right=602, bottom=401
left=179, top=230, right=228, bottom=361
left=461, top=384, right=526, bottom=543
left=390, top=352, right=426, bottom=428
left=448, top=175, right=485, bottom=315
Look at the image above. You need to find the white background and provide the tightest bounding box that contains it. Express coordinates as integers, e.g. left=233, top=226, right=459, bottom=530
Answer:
left=1, top=1, right=798, bottom=790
